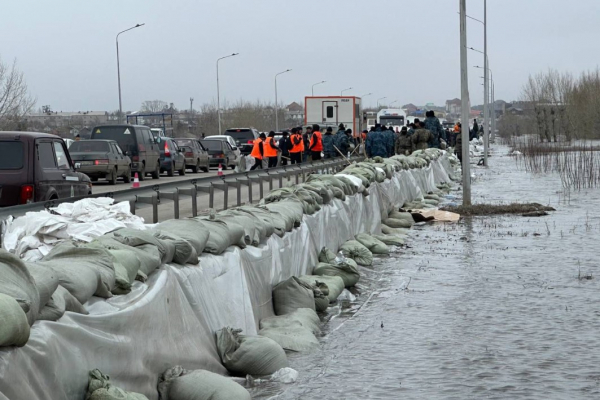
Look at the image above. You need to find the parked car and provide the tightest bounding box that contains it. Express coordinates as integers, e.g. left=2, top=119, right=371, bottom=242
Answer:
left=90, top=124, right=161, bottom=181
left=222, top=128, right=259, bottom=155
left=200, top=139, right=237, bottom=169
left=150, top=128, right=166, bottom=142
left=203, top=135, right=242, bottom=160
left=159, top=138, right=186, bottom=176
left=68, top=140, right=132, bottom=185
left=0, top=132, right=92, bottom=206
left=173, top=138, right=210, bottom=173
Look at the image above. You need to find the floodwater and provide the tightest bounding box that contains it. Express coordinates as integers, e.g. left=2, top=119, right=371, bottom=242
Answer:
left=251, top=145, right=600, bottom=399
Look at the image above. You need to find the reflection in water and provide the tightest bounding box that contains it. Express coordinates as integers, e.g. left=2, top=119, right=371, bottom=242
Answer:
left=251, top=146, right=600, bottom=399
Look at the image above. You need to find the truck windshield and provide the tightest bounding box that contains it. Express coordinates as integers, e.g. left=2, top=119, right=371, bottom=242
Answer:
left=380, top=117, right=405, bottom=126
left=0, top=142, right=24, bottom=169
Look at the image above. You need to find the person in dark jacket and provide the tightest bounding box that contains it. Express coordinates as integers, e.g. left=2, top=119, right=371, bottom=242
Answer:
left=323, top=127, right=336, bottom=158
left=334, top=125, right=350, bottom=156
left=471, top=119, right=479, bottom=141
left=366, top=124, right=388, bottom=158
left=278, top=131, right=291, bottom=166
left=302, top=126, right=312, bottom=162
left=395, top=126, right=412, bottom=155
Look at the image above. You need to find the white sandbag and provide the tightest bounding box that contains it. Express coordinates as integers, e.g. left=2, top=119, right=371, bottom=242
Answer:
left=258, top=308, right=320, bottom=352
left=158, top=366, right=251, bottom=400
left=355, top=233, right=389, bottom=255
left=153, top=231, right=195, bottom=265
left=156, top=219, right=210, bottom=254
left=89, top=236, right=161, bottom=278
left=387, top=211, right=415, bottom=223
left=339, top=240, right=373, bottom=266
left=195, top=219, right=245, bottom=255
left=38, top=285, right=88, bottom=321
left=313, top=262, right=360, bottom=287
left=41, top=242, right=115, bottom=300
left=87, top=369, right=149, bottom=400
left=0, top=293, right=30, bottom=347
left=0, top=250, right=41, bottom=325
left=318, top=247, right=337, bottom=264
left=216, top=327, right=288, bottom=376
left=24, top=261, right=59, bottom=314
left=382, top=218, right=413, bottom=229
left=373, top=234, right=405, bottom=246
left=298, top=275, right=345, bottom=302
left=272, top=276, right=315, bottom=316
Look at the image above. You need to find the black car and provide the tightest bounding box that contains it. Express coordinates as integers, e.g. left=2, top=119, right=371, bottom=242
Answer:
left=0, top=132, right=92, bottom=206
left=68, top=140, right=132, bottom=185
left=173, top=138, right=210, bottom=173
left=91, top=124, right=161, bottom=181
left=223, top=128, right=259, bottom=155
left=159, top=138, right=186, bottom=176
left=200, top=139, right=237, bottom=169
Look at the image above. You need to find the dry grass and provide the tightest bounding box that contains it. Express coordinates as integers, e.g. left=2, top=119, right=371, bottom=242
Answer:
left=440, top=203, right=556, bottom=216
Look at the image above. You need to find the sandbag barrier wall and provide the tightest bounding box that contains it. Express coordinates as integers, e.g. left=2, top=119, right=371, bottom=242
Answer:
left=0, top=154, right=453, bottom=400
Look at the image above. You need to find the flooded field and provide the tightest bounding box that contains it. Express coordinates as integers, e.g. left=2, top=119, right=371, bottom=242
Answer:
left=252, top=145, right=600, bottom=399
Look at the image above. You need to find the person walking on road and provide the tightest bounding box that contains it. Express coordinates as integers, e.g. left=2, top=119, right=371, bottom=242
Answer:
left=289, top=127, right=304, bottom=164
left=323, top=127, right=336, bottom=159
left=471, top=119, right=479, bottom=141
left=383, top=126, right=395, bottom=156
left=264, top=131, right=280, bottom=168
left=455, top=123, right=463, bottom=164
left=278, top=131, right=291, bottom=166
left=335, top=124, right=350, bottom=157
left=395, top=126, right=412, bottom=155
left=412, top=121, right=433, bottom=151
left=303, top=126, right=312, bottom=162
left=424, top=110, right=444, bottom=148
left=250, top=133, right=266, bottom=170
left=309, top=124, right=323, bottom=161
left=365, top=124, right=388, bottom=158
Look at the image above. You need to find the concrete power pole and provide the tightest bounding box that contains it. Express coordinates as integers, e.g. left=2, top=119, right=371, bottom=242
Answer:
left=483, top=0, right=489, bottom=166
left=190, top=97, right=194, bottom=133
left=460, top=0, right=472, bottom=206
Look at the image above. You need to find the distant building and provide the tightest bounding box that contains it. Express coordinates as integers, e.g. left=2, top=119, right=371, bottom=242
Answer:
left=27, top=111, right=110, bottom=128
left=446, top=98, right=462, bottom=115
left=285, top=102, right=304, bottom=123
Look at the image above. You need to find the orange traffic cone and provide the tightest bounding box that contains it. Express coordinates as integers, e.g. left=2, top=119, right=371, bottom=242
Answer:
left=132, top=172, right=140, bottom=188
left=217, top=163, right=223, bottom=176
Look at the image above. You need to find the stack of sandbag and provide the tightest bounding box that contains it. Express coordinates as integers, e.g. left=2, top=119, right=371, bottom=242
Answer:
left=313, top=261, right=360, bottom=288
left=263, top=200, right=304, bottom=230
left=355, top=233, right=389, bottom=255
left=156, top=219, right=210, bottom=255
left=86, top=369, right=149, bottom=400
left=258, top=308, right=321, bottom=352
left=216, top=327, right=288, bottom=376
left=298, top=275, right=345, bottom=304
left=193, top=218, right=246, bottom=255
left=153, top=230, right=197, bottom=265
left=111, top=228, right=176, bottom=264
left=216, top=209, right=273, bottom=247
left=339, top=239, right=373, bottom=266
left=158, top=366, right=250, bottom=400
left=233, top=206, right=279, bottom=237
left=318, top=247, right=337, bottom=264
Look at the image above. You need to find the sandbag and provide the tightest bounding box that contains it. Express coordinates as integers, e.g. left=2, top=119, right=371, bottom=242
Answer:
left=373, top=234, right=405, bottom=246
left=0, top=250, right=41, bottom=325
left=40, top=242, right=116, bottom=300
left=87, top=369, right=149, bottom=400
left=235, top=207, right=276, bottom=238
left=264, top=200, right=304, bottom=228
left=216, top=213, right=258, bottom=246
left=258, top=308, right=320, bottom=352
left=388, top=211, right=415, bottom=224
left=24, top=261, right=59, bottom=315
left=355, top=233, right=389, bottom=255
left=156, top=219, right=210, bottom=254
left=108, top=249, right=140, bottom=295
left=153, top=231, right=195, bottom=265
left=38, top=285, right=88, bottom=321
left=382, top=225, right=410, bottom=236
left=0, top=293, right=30, bottom=347
left=158, top=366, right=250, bottom=400
left=112, top=228, right=175, bottom=264
left=383, top=218, right=413, bottom=229
left=423, top=198, right=439, bottom=206
left=89, top=236, right=161, bottom=278
left=272, top=276, right=315, bottom=316
left=339, top=240, right=373, bottom=266
left=313, top=283, right=329, bottom=312
left=298, top=275, right=345, bottom=303
left=216, top=327, right=288, bottom=376
left=313, top=262, right=360, bottom=287
left=195, top=218, right=245, bottom=255
left=318, top=247, right=337, bottom=264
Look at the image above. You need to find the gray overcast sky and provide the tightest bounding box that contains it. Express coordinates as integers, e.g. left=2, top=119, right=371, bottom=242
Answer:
left=2, top=0, right=600, bottom=112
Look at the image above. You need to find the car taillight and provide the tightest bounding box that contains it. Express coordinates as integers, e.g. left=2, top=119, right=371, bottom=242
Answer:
left=247, top=140, right=254, bottom=144
left=132, top=156, right=139, bottom=162
left=20, top=185, right=34, bottom=204
left=94, top=159, right=109, bottom=165
left=164, top=142, right=171, bottom=157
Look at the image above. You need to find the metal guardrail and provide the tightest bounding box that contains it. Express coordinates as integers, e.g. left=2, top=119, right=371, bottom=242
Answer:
left=0, top=157, right=363, bottom=223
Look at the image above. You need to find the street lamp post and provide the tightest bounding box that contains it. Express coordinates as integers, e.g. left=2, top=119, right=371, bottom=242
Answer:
left=389, top=100, right=399, bottom=107
left=311, top=80, right=326, bottom=96
left=460, top=0, right=472, bottom=205
left=341, top=87, right=353, bottom=96
left=377, top=97, right=387, bottom=109
left=116, top=23, right=145, bottom=122
left=275, top=69, right=292, bottom=131
left=216, top=53, right=239, bottom=135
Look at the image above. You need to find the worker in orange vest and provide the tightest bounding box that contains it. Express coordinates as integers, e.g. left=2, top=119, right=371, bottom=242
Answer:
left=264, top=131, right=280, bottom=168
left=309, top=124, right=323, bottom=161
left=289, top=127, right=304, bottom=164
left=250, top=133, right=266, bottom=170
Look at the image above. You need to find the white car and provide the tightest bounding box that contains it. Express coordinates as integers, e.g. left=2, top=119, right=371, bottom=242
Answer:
left=203, top=135, right=242, bottom=160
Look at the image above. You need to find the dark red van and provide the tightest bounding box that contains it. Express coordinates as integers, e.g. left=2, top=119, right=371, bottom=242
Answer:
left=0, top=132, right=92, bottom=206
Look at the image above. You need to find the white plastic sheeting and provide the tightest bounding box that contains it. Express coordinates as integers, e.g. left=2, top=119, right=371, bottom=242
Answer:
left=0, top=157, right=452, bottom=400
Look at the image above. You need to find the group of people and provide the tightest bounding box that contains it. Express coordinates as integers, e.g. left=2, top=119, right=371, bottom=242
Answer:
left=249, top=124, right=356, bottom=170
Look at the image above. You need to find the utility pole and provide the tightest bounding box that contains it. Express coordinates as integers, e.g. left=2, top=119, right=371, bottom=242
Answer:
left=189, top=97, right=194, bottom=132
left=275, top=69, right=292, bottom=131
left=482, top=0, right=489, bottom=166
left=460, top=0, right=472, bottom=205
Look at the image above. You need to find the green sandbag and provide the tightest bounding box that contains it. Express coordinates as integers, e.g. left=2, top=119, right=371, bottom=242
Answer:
left=387, top=211, right=415, bottom=224
left=312, top=283, right=329, bottom=312
left=373, top=234, right=405, bottom=246
left=298, top=275, right=344, bottom=303
left=156, top=219, right=210, bottom=254
left=87, top=369, right=150, bottom=400
left=424, top=194, right=440, bottom=201
left=0, top=293, right=30, bottom=347
left=38, top=285, right=88, bottom=321
left=340, top=240, right=373, bottom=266
left=382, top=225, right=410, bottom=236
left=159, top=367, right=251, bottom=400
left=313, top=262, right=360, bottom=287
left=272, top=277, right=315, bottom=316
left=382, top=218, right=413, bottom=229
left=259, top=308, right=320, bottom=352
left=423, top=199, right=439, bottom=206
left=318, top=247, right=337, bottom=264
left=355, top=233, right=389, bottom=255
left=216, top=327, right=288, bottom=376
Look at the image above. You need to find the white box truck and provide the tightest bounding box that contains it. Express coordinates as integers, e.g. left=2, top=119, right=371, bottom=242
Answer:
left=304, top=96, right=362, bottom=134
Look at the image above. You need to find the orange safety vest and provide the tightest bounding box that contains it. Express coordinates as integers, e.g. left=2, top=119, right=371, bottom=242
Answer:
left=264, top=137, right=278, bottom=157
left=290, top=133, right=304, bottom=153
left=453, top=124, right=460, bottom=133
left=361, top=132, right=367, bottom=141
left=310, top=131, right=323, bottom=151
left=250, top=138, right=264, bottom=159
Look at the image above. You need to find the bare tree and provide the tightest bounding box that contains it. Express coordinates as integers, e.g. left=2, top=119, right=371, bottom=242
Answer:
left=0, top=58, right=35, bottom=130
left=140, top=100, right=168, bottom=113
